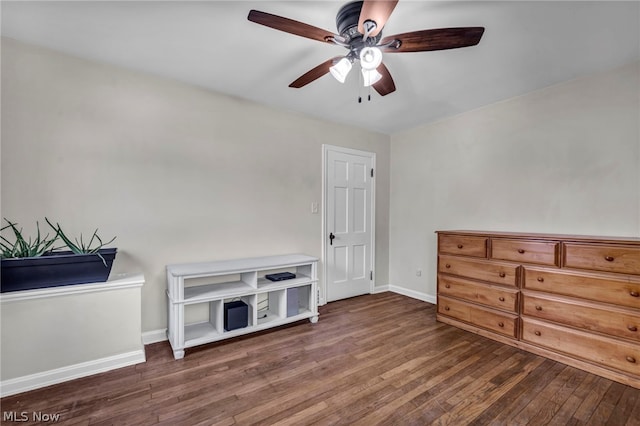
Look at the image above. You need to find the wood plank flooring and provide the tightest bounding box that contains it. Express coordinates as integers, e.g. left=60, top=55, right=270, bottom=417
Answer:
left=2, top=292, right=639, bottom=425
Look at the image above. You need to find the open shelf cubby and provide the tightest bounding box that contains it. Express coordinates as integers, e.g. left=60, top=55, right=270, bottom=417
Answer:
left=167, top=254, right=318, bottom=359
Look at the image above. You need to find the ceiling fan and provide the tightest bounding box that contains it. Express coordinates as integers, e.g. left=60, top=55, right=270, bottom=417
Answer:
left=247, top=0, right=485, bottom=97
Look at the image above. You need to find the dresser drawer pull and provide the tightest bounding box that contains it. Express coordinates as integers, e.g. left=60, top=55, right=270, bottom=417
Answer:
left=499, top=297, right=505, bottom=302
left=518, top=249, right=525, bottom=254
left=534, top=331, right=541, bottom=336
left=498, top=322, right=504, bottom=328
left=445, top=264, right=451, bottom=269
left=628, top=325, right=638, bottom=332
left=605, top=256, right=615, bottom=262
left=444, top=306, right=450, bottom=311
left=445, top=284, right=451, bottom=288
left=499, top=272, right=506, bottom=278
left=457, top=244, right=464, bottom=249
left=537, top=277, right=544, bottom=282
left=535, top=306, right=543, bottom=311
left=631, top=291, right=639, bottom=297
left=626, top=356, right=636, bottom=364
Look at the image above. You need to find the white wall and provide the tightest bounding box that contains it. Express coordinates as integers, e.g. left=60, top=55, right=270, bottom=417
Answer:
left=1, top=38, right=391, bottom=333
left=2, top=285, right=143, bottom=379
left=1, top=275, right=145, bottom=393
left=389, top=62, right=640, bottom=300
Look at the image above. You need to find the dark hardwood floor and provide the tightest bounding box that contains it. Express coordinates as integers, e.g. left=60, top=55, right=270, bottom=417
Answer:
left=2, top=292, right=639, bottom=425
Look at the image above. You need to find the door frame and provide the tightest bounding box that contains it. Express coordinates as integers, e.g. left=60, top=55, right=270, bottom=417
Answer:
left=321, top=144, right=376, bottom=305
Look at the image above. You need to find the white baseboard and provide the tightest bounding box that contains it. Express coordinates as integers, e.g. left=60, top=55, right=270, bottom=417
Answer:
left=142, top=329, right=168, bottom=345
left=372, top=284, right=389, bottom=293
left=375, top=284, right=435, bottom=304
left=0, top=349, right=146, bottom=398
left=387, top=284, right=436, bottom=304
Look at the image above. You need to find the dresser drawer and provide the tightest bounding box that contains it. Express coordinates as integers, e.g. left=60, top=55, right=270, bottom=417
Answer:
left=522, top=317, right=640, bottom=376
left=438, top=234, right=487, bottom=258
left=523, top=267, right=640, bottom=309
left=438, top=274, right=519, bottom=313
left=522, top=292, right=640, bottom=342
left=491, top=239, right=559, bottom=266
left=438, top=296, right=518, bottom=338
left=564, top=243, right=640, bottom=275
left=438, top=255, right=518, bottom=287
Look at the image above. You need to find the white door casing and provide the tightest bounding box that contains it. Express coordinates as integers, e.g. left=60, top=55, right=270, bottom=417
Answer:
left=322, top=145, right=375, bottom=303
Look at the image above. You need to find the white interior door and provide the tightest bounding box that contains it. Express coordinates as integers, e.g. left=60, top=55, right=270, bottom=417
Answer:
left=323, top=145, right=375, bottom=302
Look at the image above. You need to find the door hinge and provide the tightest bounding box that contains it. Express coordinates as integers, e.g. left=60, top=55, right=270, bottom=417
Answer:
left=371, top=168, right=374, bottom=178
left=370, top=271, right=373, bottom=280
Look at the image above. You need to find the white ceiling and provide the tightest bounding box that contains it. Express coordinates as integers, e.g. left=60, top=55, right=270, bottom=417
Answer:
left=2, top=1, right=639, bottom=135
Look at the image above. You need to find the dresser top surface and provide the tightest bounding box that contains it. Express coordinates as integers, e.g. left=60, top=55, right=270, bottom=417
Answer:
left=436, top=230, right=640, bottom=245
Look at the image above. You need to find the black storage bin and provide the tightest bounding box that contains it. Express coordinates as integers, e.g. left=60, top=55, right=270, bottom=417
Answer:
left=224, top=300, right=248, bottom=331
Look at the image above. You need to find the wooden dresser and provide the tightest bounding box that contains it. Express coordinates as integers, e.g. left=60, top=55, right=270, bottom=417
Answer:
left=436, top=230, right=640, bottom=389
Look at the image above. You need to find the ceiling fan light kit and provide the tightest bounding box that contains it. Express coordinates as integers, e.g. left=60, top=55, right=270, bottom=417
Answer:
left=247, top=0, right=485, bottom=98
left=329, top=57, right=353, bottom=83
left=359, top=46, right=383, bottom=70
left=362, top=68, right=382, bottom=87
left=329, top=46, right=382, bottom=85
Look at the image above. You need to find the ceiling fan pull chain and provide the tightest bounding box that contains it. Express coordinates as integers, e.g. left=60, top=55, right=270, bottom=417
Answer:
left=358, top=67, right=363, bottom=103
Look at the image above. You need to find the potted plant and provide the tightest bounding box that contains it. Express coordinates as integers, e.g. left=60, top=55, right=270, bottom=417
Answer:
left=1, top=218, right=117, bottom=293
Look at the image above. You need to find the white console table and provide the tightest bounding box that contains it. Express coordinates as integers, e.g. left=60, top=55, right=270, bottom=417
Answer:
left=166, top=254, right=318, bottom=359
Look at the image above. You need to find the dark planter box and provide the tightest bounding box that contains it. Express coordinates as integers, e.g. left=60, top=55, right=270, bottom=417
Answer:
left=0, top=248, right=117, bottom=293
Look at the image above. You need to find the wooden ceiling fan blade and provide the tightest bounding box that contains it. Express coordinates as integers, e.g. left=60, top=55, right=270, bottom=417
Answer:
left=372, top=63, right=396, bottom=96
left=248, top=10, right=338, bottom=44
left=380, top=27, right=485, bottom=53
left=358, top=0, right=399, bottom=37
left=289, top=57, right=343, bottom=88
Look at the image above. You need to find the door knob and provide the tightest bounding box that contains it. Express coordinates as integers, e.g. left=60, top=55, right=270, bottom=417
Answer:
left=329, top=232, right=335, bottom=245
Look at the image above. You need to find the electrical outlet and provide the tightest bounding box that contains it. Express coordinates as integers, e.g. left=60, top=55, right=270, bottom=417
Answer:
left=416, top=269, right=422, bottom=277
left=311, top=202, right=319, bottom=214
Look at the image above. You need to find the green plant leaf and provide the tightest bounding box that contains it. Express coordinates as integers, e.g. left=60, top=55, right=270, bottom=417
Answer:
left=1, top=218, right=59, bottom=258
left=45, top=217, right=116, bottom=256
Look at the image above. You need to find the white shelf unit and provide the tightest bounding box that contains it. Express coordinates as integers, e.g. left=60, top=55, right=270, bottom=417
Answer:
left=166, top=254, right=318, bottom=359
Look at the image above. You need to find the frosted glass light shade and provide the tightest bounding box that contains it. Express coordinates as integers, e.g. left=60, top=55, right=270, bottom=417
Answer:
left=329, top=58, right=352, bottom=83
left=362, top=68, right=382, bottom=87
left=359, top=47, right=382, bottom=70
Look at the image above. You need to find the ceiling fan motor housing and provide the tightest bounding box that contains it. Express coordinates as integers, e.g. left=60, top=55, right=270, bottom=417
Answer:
left=336, top=1, right=382, bottom=45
